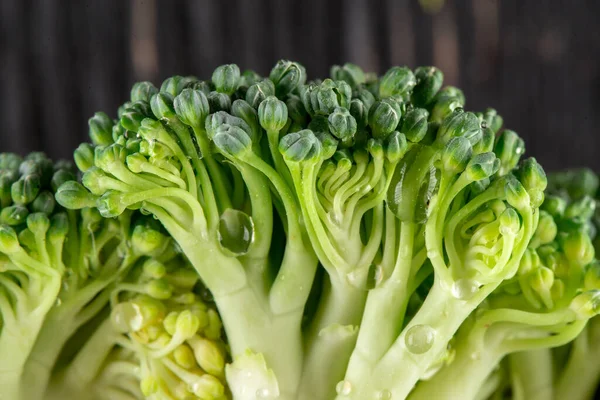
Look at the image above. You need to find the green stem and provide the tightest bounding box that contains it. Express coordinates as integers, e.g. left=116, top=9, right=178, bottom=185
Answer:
left=191, top=126, right=232, bottom=211
left=216, top=286, right=304, bottom=397
left=554, top=320, right=600, bottom=400
left=344, top=222, right=415, bottom=382
left=342, top=279, right=496, bottom=400
left=297, top=275, right=367, bottom=400
left=509, top=350, right=553, bottom=400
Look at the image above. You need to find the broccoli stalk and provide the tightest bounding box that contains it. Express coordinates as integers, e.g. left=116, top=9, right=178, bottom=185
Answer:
left=57, top=65, right=318, bottom=399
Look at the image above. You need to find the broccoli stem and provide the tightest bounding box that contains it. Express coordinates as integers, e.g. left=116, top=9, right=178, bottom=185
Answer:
left=342, top=279, right=496, bottom=400
left=297, top=274, right=367, bottom=400
left=53, top=317, right=119, bottom=397
left=216, top=286, right=304, bottom=398
left=509, top=349, right=553, bottom=400
left=555, top=319, right=600, bottom=400
left=408, top=330, right=505, bottom=400
left=0, top=277, right=60, bottom=400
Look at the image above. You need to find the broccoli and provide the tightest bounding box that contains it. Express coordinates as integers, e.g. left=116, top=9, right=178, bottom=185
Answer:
left=1, top=60, right=598, bottom=400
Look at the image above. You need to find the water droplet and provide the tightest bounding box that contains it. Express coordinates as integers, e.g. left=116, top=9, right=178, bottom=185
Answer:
left=451, top=279, right=480, bottom=300
left=404, top=324, right=435, bottom=354
left=367, top=264, right=385, bottom=289
left=377, top=389, right=392, bottom=399
left=256, top=388, right=271, bottom=398
left=217, top=209, right=255, bottom=256
left=336, top=380, right=352, bottom=396
left=470, top=351, right=481, bottom=361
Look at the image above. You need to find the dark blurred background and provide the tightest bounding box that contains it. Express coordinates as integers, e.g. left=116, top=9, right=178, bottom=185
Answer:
left=1, top=0, right=599, bottom=171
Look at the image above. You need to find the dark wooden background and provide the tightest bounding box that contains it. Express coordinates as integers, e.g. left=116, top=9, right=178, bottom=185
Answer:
left=1, top=0, right=599, bottom=172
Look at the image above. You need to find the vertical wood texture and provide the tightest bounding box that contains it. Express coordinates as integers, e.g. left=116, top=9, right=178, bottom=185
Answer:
left=1, top=0, right=599, bottom=171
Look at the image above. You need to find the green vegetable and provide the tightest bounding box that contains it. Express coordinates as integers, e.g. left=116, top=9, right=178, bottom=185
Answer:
left=2, top=61, right=599, bottom=400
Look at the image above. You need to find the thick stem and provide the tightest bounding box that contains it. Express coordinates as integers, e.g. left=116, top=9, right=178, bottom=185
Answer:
left=297, top=275, right=367, bottom=400
left=509, top=349, right=553, bottom=400
left=409, top=331, right=505, bottom=400
left=216, top=287, right=304, bottom=397
left=554, top=321, right=600, bottom=400
left=341, top=279, right=495, bottom=400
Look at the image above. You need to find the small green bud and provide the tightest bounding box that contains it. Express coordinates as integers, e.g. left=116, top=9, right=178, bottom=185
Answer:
left=0, top=225, right=20, bottom=253
left=368, top=98, right=402, bottom=139
left=173, top=344, right=196, bottom=369
left=584, top=261, right=600, bottom=290
left=120, top=108, right=146, bottom=133
left=531, top=210, right=558, bottom=247
left=207, top=91, right=232, bottom=113
left=430, top=93, right=464, bottom=123
left=330, top=63, right=366, bottom=88
left=205, top=111, right=252, bottom=141
left=204, top=308, right=222, bottom=340
left=569, top=290, right=600, bottom=319
left=142, top=259, right=167, bottom=279
left=0, top=205, right=29, bottom=226
left=529, top=266, right=555, bottom=308
left=367, top=138, right=384, bottom=161
left=31, top=191, right=56, bottom=214
left=132, top=223, right=169, bottom=255
left=470, top=125, right=493, bottom=154
left=465, top=153, right=500, bottom=182
left=240, top=69, right=261, bottom=87
left=315, top=132, right=338, bottom=160
left=0, top=173, right=16, bottom=208
left=565, top=195, right=596, bottom=221
left=173, top=88, right=210, bottom=128
left=437, top=109, right=482, bottom=146
left=73, top=143, right=95, bottom=172
left=191, top=374, right=225, bottom=398
left=258, top=96, right=288, bottom=132
left=189, top=80, right=212, bottom=95
left=212, top=124, right=253, bottom=157
left=231, top=99, right=261, bottom=142
left=518, top=248, right=541, bottom=275
left=328, top=107, right=357, bottom=144
left=212, top=64, right=241, bottom=95
left=279, top=130, right=322, bottom=163
left=146, top=279, right=174, bottom=300
left=51, top=169, right=76, bottom=192
left=349, top=99, right=369, bottom=130
left=308, top=115, right=329, bottom=134
left=160, top=76, right=197, bottom=97
left=246, top=79, right=276, bottom=109
left=541, top=195, right=567, bottom=218
left=412, top=66, right=444, bottom=107
left=494, top=130, right=525, bottom=176
left=27, top=212, right=50, bottom=236
left=385, top=131, right=408, bottom=164
left=499, top=207, right=521, bottom=237
left=515, top=158, right=547, bottom=208
left=285, top=95, right=308, bottom=125
left=150, top=92, right=176, bottom=119
left=88, top=112, right=114, bottom=146
left=0, top=153, right=22, bottom=172
left=379, top=66, right=416, bottom=100
left=300, top=79, right=351, bottom=116
left=96, top=191, right=126, bottom=218
left=55, top=181, right=98, bottom=210
left=11, top=175, right=41, bottom=205
left=479, top=108, right=503, bottom=134
left=561, top=230, right=595, bottom=267
left=269, top=60, right=307, bottom=96
left=442, top=137, right=473, bottom=174
left=505, top=176, right=530, bottom=210
left=189, top=336, right=225, bottom=377
left=401, top=108, right=429, bottom=143
left=130, top=81, right=159, bottom=103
